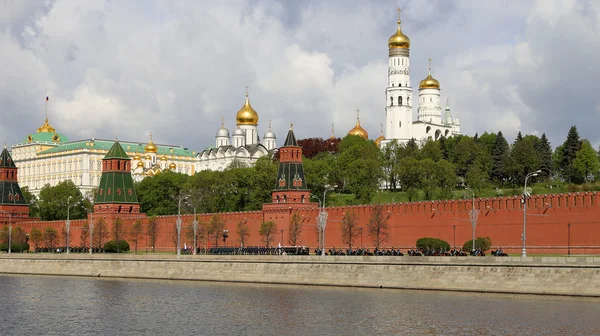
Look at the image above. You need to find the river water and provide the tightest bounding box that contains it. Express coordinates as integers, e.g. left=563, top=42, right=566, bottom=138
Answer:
left=0, top=275, right=599, bottom=336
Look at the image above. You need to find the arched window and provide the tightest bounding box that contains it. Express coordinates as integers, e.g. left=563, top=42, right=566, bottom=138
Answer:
left=301, top=195, right=305, bottom=203
left=399, top=121, right=402, bottom=128
left=407, top=97, right=410, bottom=105
left=398, top=96, right=402, bottom=106
left=390, top=97, right=393, bottom=106
left=283, top=195, right=287, bottom=203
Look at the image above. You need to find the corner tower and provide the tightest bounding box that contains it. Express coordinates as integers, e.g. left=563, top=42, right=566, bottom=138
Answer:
left=95, top=140, right=140, bottom=215
left=383, top=8, right=413, bottom=145
left=271, top=124, right=310, bottom=205
left=0, top=146, right=29, bottom=220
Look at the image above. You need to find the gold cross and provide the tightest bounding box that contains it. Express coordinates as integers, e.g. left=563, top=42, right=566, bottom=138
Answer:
left=397, top=8, right=402, bottom=22
left=356, top=108, right=360, bottom=120
left=245, top=86, right=249, bottom=97
left=428, top=57, right=432, bottom=71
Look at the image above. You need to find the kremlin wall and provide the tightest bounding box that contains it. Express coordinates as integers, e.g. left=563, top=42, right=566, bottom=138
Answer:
left=1, top=128, right=600, bottom=256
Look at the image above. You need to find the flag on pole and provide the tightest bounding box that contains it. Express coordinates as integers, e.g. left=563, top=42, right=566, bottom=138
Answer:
left=46, top=96, right=49, bottom=102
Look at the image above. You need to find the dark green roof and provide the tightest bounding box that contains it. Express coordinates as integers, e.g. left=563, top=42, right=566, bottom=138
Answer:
left=95, top=171, right=139, bottom=204
left=284, top=128, right=298, bottom=147
left=37, top=139, right=196, bottom=157
left=104, top=141, right=129, bottom=160
left=0, top=148, right=16, bottom=168
left=0, top=181, right=28, bottom=206
left=275, top=162, right=307, bottom=190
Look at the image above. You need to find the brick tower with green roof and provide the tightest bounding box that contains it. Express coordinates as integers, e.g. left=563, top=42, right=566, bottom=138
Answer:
left=0, top=146, right=30, bottom=224
left=94, top=140, right=141, bottom=215
left=270, top=124, right=312, bottom=206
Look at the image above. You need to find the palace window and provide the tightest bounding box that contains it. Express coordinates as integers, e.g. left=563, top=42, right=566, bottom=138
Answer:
left=398, top=96, right=402, bottom=106
left=390, top=97, right=393, bottom=106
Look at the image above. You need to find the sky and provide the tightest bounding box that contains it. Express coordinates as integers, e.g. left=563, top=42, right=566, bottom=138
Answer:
left=1, top=0, right=599, bottom=151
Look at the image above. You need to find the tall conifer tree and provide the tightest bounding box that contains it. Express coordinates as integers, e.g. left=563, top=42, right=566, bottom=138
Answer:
left=536, top=133, right=553, bottom=179
left=560, top=126, right=581, bottom=182
left=491, top=131, right=509, bottom=183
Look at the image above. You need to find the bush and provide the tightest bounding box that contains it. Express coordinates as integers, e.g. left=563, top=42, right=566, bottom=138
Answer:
left=416, top=237, right=450, bottom=251
left=462, top=237, right=492, bottom=252
left=0, top=242, right=30, bottom=252
left=103, top=240, right=130, bottom=253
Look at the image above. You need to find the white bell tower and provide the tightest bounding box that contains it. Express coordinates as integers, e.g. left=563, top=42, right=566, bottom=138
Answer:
left=382, top=9, right=413, bottom=146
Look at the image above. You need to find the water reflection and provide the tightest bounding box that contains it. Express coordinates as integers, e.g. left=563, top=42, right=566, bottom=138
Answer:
left=0, top=275, right=599, bottom=335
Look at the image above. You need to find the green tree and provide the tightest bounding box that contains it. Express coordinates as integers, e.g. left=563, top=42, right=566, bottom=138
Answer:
left=340, top=210, right=359, bottom=249
left=136, top=170, right=190, bottom=215
left=12, top=226, right=26, bottom=244
left=21, top=186, right=40, bottom=218
left=466, top=163, right=489, bottom=193
left=130, top=219, right=143, bottom=253
left=235, top=219, right=250, bottom=248
left=346, top=158, right=381, bottom=204
left=304, top=156, right=334, bottom=199
left=508, top=136, right=540, bottom=184
left=186, top=219, right=206, bottom=251
left=367, top=203, right=389, bottom=250
left=379, top=140, right=401, bottom=190
left=30, top=228, right=43, bottom=250
left=536, top=133, right=553, bottom=179
left=573, top=140, right=600, bottom=183
left=208, top=214, right=225, bottom=247
left=420, top=139, right=442, bottom=162
left=112, top=218, right=124, bottom=252
left=397, top=157, right=422, bottom=201
left=463, top=237, right=492, bottom=252
left=491, top=131, right=510, bottom=184
left=288, top=211, right=303, bottom=246
left=259, top=221, right=277, bottom=248
left=38, top=180, right=90, bottom=221
left=43, top=226, right=58, bottom=248
left=436, top=159, right=457, bottom=199
left=420, top=158, right=438, bottom=200
left=147, top=216, right=159, bottom=253
left=560, top=126, right=582, bottom=182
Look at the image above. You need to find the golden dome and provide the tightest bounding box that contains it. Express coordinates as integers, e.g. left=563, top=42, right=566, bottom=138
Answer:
left=160, top=155, right=167, bottom=161
left=169, top=162, right=177, bottom=169
left=133, top=154, right=141, bottom=160
left=419, top=58, right=440, bottom=89
left=236, top=89, right=259, bottom=125
left=137, top=161, right=144, bottom=167
left=388, top=10, right=410, bottom=49
left=347, top=108, right=369, bottom=140
left=374, top=123, right=385, bottom=147
left=145, top=154, right=151, bottom=160
left=37, top=117, right=56, bottom=133
left=144, top=132, right=158, bottom=153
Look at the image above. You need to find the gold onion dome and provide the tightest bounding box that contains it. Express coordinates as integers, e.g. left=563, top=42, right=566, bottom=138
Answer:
left=388, top=9, right=410, bottom=49
left=160, top=155, right=167, bottom=161
left=145, top=154, right=151, bottom=160
left=419, top=58, right=440, bottom=89
left=169, top=162, right=177, bottom=169
left=144, top=133, right=158, bottom=153
left=137, top=161, right=144, bottom=167
left=236, top=88, right=259, bottom=125
left=347, top=108, right=369, bottom=140
left=133, top=154, right=141, bottom=160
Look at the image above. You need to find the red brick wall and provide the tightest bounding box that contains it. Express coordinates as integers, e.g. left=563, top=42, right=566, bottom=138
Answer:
left=13, top=192, right=600, bottom=254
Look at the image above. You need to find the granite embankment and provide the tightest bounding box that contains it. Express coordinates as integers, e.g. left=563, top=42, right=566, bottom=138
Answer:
left=1, top=254, right=600, bottom=297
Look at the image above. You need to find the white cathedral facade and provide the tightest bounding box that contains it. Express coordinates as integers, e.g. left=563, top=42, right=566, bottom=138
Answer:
left=197, top=91, right=276, bottom=171
left=380, top=11, right=460, bottom=147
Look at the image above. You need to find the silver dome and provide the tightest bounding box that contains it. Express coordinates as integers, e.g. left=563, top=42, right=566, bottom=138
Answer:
left=263, top=130, right=276, bottom=139
left=216, top=126, right=230, bottom=138
left=233, top=127, right=245, bottom=136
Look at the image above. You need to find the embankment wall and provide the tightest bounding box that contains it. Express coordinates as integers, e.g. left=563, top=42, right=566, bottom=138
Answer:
left=1, top=255, right=600, bottom=297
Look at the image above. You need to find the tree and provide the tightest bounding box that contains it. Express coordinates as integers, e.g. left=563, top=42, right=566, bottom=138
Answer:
left=420, top=158, right=438, bottom=200
left=466, top=163, right=489, bottom=193
left=93, top=217, right=109, bottom=250
left=130, top=220, right=143, bottom=253
left=21, top=186, right=40, bottom=218
left=421, top=139, right=442, bottom=162
left=136, top=170, right=190, bottom=215
left=259, top=221, right=277, bottom=248
left=38, top=180, right=90, bottom=221
left=235, top=220, right=250, bottom=248
left=30, top=228, right=43, bottom=250
left=573, top=140, right=600, bottom=183
left=80, top=222, right=90, bottom=250
left=288, top=211, right=303, bottom=246
left=436, top=159, right=457, bottom=199
left=560, top=126, right=582, bottom=182
left=379, top=140, right=401, bottom=190
left=536, top=133, right=553, bottom=179
left=368, top=203, right=389, bottom=249
left=396, top=157, right=422, bottom=201
left=340, top=210, right=359, bottom=249
left=208, top=215, right=225, bottom=247
left=147, top=216, right=159, bottom=253
left=491, top=131, right=509, bottom=183
left=112, top=218, right=124, bottom=247
left=43, top=226, right=58, bottom=249
left=61, top=225, right=71, bottom=248
left=186, top=219, right=206, bottom=252
left=463, top=237, right=492, bottom=252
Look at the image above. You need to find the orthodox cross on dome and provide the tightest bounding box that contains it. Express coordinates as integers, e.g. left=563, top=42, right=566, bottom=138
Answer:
left=290, top=123, right=293, bottom=130
left=428, top=57, right=432, bottom=74
left=397, top=8, right=402, bottom=24
left=149, top=132, right=153, bottom=141
left=268, top=119, right=272, bottom=130
left=245, top=86, right=249, bottom=97
left=45, top=91, right=49, bottom=120
left=221, top=116, right=225, bottom=127
left=356, top=108, right=360, bottom=121
left=380, top=123, right=384, bottom=135
left=447, top=98, right=450, bottom=105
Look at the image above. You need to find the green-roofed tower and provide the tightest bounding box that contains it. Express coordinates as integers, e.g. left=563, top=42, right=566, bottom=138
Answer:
left=271, top=124, right=310, bottom=203
left=0, top=146, right=30, bottom=221
left=94, top=140, right=141, bottom=215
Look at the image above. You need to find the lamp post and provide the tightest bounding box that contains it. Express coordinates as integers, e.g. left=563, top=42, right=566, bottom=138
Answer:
left=453, top=224, right=456, bottom=249
left=568, top=223, right=571, bottom=256
left=89, top=202, right=94, bottom=255
left=522, top=170, right=541, bottom=258
left=192, top=207, right=198, bottom=255
left=319, top=184, right=337, bottom=255
left=223, top=230, right=229, bottom=247
left=465, top=187, right=477, bottom=253
left=176, top=196, right=183, bottom=256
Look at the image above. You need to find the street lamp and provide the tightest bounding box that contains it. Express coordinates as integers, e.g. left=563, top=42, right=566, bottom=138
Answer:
left=88, top=201, right=94, bottom=255
left=318, top=184, right=337, bottom=255
left=192, top=207, right=198, bottom=255
left=522, top=169, right=541, bottom=258
left=66, top=196, right=80, bottom=254
left=453, top=224, right=456, bottom=249
left=222, top=230, right=229, bottom=247
left=465, top=187, right=477, bottom=253
left=176, top=194, right=187, bottom=256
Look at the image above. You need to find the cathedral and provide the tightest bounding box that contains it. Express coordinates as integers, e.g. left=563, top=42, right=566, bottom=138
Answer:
left=346, top=10, right=461, bottom=146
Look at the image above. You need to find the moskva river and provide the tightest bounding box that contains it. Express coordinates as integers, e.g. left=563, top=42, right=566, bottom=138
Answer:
left=1, top=275, right=599, bottom=336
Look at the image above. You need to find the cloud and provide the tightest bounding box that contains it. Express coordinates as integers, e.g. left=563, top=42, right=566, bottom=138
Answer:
left=0, top=0, right=598, bottom=152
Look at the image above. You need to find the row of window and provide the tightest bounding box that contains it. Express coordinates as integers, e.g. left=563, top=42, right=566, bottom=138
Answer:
left=390, top=96, right=410, bottom=106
